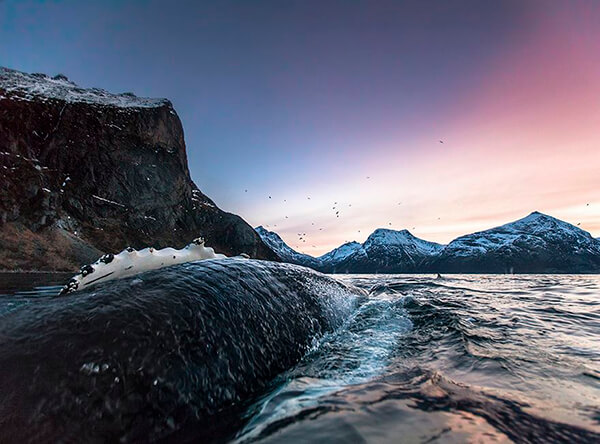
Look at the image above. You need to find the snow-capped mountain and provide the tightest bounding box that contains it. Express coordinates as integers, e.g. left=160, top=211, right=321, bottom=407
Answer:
left=256, top=212, right=600, bottom=274
left=254, top=226, right=321, bottom=268
left=317, top=241, right=363, bottom=264
left=255, top=226, right=444, bottom=273
left=424, top=212, right=600, bottom=273
left=325, top=229, right=444, bottom=273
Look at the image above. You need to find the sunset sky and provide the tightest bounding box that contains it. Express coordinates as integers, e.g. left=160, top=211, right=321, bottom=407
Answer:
left=1, top=0, right=599, bottom=255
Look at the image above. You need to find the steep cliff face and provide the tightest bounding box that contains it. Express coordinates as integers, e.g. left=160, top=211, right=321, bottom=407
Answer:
left=0, top=67, right=277, bottom=270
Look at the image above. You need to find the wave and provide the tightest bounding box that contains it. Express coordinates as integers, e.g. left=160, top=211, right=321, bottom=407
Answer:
left=233, top=276, right=600, bottom=443
left=0, top=259, right=363, bottom=442
left=243, top=366, right=600, bottom=443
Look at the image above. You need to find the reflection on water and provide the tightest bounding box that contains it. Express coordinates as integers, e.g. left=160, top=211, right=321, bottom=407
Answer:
left=0, top=272, right=70, bottom=316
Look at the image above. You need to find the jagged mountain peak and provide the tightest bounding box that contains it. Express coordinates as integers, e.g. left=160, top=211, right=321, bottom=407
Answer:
left=364, top=227, right=444, bottom=255
left=367, top=228, right=416, bottom=242
left=514, top=211, right=566, bottom=225
left=256, top=212, right=600, bottom=274
left=430, top=212, right=600, bottom=273
left=471, top=211, right=592, bottom=240
left=317, top=241, right=363, bottom=262
left=254, top=226, right=319, bottom=266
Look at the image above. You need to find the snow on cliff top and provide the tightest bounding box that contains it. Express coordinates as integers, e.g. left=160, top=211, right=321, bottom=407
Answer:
left=0, top=67, right=170, bottom=108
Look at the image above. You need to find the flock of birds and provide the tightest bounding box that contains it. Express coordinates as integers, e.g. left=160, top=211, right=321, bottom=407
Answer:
left=248, top=156, right=594, bottom=253
left=251, top=174, right=425, bottom=253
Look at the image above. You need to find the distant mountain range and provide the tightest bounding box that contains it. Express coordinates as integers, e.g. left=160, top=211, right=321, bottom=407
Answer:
left=256, top=212, right=600, bottom=273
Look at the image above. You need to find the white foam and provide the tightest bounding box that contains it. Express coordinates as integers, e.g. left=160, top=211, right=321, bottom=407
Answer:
left=59, top=238, right=226, bottom=295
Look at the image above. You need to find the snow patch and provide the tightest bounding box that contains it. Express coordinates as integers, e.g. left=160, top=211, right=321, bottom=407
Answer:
left=0, top=67, right=170, bottom=109
left=92, top=194, right=126, bottom=208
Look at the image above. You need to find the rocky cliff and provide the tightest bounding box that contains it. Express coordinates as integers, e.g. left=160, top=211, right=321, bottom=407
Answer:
left=0, top=67, right=277, bottom=270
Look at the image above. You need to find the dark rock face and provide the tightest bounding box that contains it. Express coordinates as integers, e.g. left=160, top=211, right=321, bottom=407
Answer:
left=0, top=67, right=277, bottom=270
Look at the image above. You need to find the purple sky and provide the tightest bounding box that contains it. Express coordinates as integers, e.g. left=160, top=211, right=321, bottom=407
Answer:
left=1, top=0, right=598, bottom=254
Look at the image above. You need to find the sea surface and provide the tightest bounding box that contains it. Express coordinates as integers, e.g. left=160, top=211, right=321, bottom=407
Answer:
left=0, top=266, right=599, bottom=443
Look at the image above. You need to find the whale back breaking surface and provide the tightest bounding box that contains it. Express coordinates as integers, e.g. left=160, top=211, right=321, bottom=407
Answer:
left=0, top=259, right=361, bottom=442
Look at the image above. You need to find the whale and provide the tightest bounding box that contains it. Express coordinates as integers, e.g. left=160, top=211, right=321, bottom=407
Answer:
left=0, top=259, right=363, bottom=442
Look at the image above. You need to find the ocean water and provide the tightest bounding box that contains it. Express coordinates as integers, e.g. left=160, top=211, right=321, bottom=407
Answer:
left=0, top=265, right=599, bottom=442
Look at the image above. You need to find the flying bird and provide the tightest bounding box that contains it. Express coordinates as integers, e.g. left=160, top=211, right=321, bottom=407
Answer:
left=439, top=140, right=444, bottom=144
